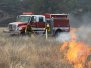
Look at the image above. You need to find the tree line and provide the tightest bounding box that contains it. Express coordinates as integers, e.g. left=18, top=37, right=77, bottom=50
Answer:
left=0, top=0, right=91, bottom=27
left=0, top=0, right=91, bottom=16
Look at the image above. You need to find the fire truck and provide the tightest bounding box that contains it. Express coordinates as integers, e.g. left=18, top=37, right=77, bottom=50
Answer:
left=8, top=12, right=70, bottom=36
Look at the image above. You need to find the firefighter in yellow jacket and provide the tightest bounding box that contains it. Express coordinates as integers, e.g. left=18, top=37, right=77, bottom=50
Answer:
left=25, top=23, right=32, bottom=36
left=46, top=23, right=50, bottom=32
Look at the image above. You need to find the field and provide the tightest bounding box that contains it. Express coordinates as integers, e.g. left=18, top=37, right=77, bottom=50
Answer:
left=0, top=28, right=73, bottom=68
left=0, top=27, right=91, bottom=68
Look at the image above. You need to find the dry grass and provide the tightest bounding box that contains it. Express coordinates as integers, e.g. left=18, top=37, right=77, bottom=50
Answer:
left=0, top=27, right=91, bottom=68
left=0, top=28, right=73, bottom=68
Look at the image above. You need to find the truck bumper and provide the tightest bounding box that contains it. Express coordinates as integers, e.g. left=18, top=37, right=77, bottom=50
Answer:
left=9, top=30, right=21, bottom=35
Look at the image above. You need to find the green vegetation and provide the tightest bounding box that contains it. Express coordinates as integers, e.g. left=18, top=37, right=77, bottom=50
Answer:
left=0, top=0, right=91, bottom=15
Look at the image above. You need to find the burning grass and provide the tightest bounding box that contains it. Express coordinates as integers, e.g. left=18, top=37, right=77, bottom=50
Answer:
left=60, top=28, right=91, bottom=68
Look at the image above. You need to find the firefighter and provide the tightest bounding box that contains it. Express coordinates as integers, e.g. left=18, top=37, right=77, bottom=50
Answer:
left=25, top=23, right=32, bottom=36
left=46, top=23, right=50, bottom=32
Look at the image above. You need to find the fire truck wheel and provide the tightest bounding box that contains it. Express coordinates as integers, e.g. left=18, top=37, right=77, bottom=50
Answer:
left=20, top=28, right=26, bottom=35
left=55, top=29, right=63, bottom=37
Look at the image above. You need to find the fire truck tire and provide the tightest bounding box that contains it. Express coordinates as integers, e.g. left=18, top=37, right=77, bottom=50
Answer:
left=55, top=29, right=63, bottom=37
left=20, top=28, right=26, bottom=35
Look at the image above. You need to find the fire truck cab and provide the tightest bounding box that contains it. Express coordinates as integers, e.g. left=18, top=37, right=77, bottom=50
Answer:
left=8, top=12, right=33, bottom=34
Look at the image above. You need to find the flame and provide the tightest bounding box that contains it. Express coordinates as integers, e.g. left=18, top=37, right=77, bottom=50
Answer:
left=60, top=29, right=91, bottom=68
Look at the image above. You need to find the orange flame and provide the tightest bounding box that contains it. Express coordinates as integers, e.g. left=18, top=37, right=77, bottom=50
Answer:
left=60, top=29, right=91, bottom=68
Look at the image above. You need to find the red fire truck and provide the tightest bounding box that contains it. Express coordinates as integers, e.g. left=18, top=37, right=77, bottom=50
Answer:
left=8, top=13, right=70, bottom=36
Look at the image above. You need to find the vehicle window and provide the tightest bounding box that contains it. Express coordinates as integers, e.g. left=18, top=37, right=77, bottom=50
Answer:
left=39, top=17, right=44, bottom=22
left=31, top=16, right=36, bottom=22
left=16, top=16, right=31, bottom=23
left=46, top=20, right=50, bottom=23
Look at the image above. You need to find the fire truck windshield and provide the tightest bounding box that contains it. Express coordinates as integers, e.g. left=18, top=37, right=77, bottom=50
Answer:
left=16, top=16, right=31, bottom=23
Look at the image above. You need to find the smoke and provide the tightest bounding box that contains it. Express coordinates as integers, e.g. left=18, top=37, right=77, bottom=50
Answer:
left=77, top=25, right=91, bottom=44
left=69, top=12, right=91, bottom=28
left=56, top=32, right=71, bottom=43
left=73, top=12, right=91, bottom=44
left=56, top=12, right=91, bottom=44
left=56, top=26, right=91, bottom=44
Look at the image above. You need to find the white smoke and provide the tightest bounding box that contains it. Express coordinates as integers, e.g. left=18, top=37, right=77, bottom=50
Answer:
left=56, top=26, right=91, bottom=45
left=77, top=25, right=91, bottom=44
left=56, top=32, right=71, bottom=43
left=69, top=12, right=91, bottom=28
left=56, top=12, right=91, bottom=44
